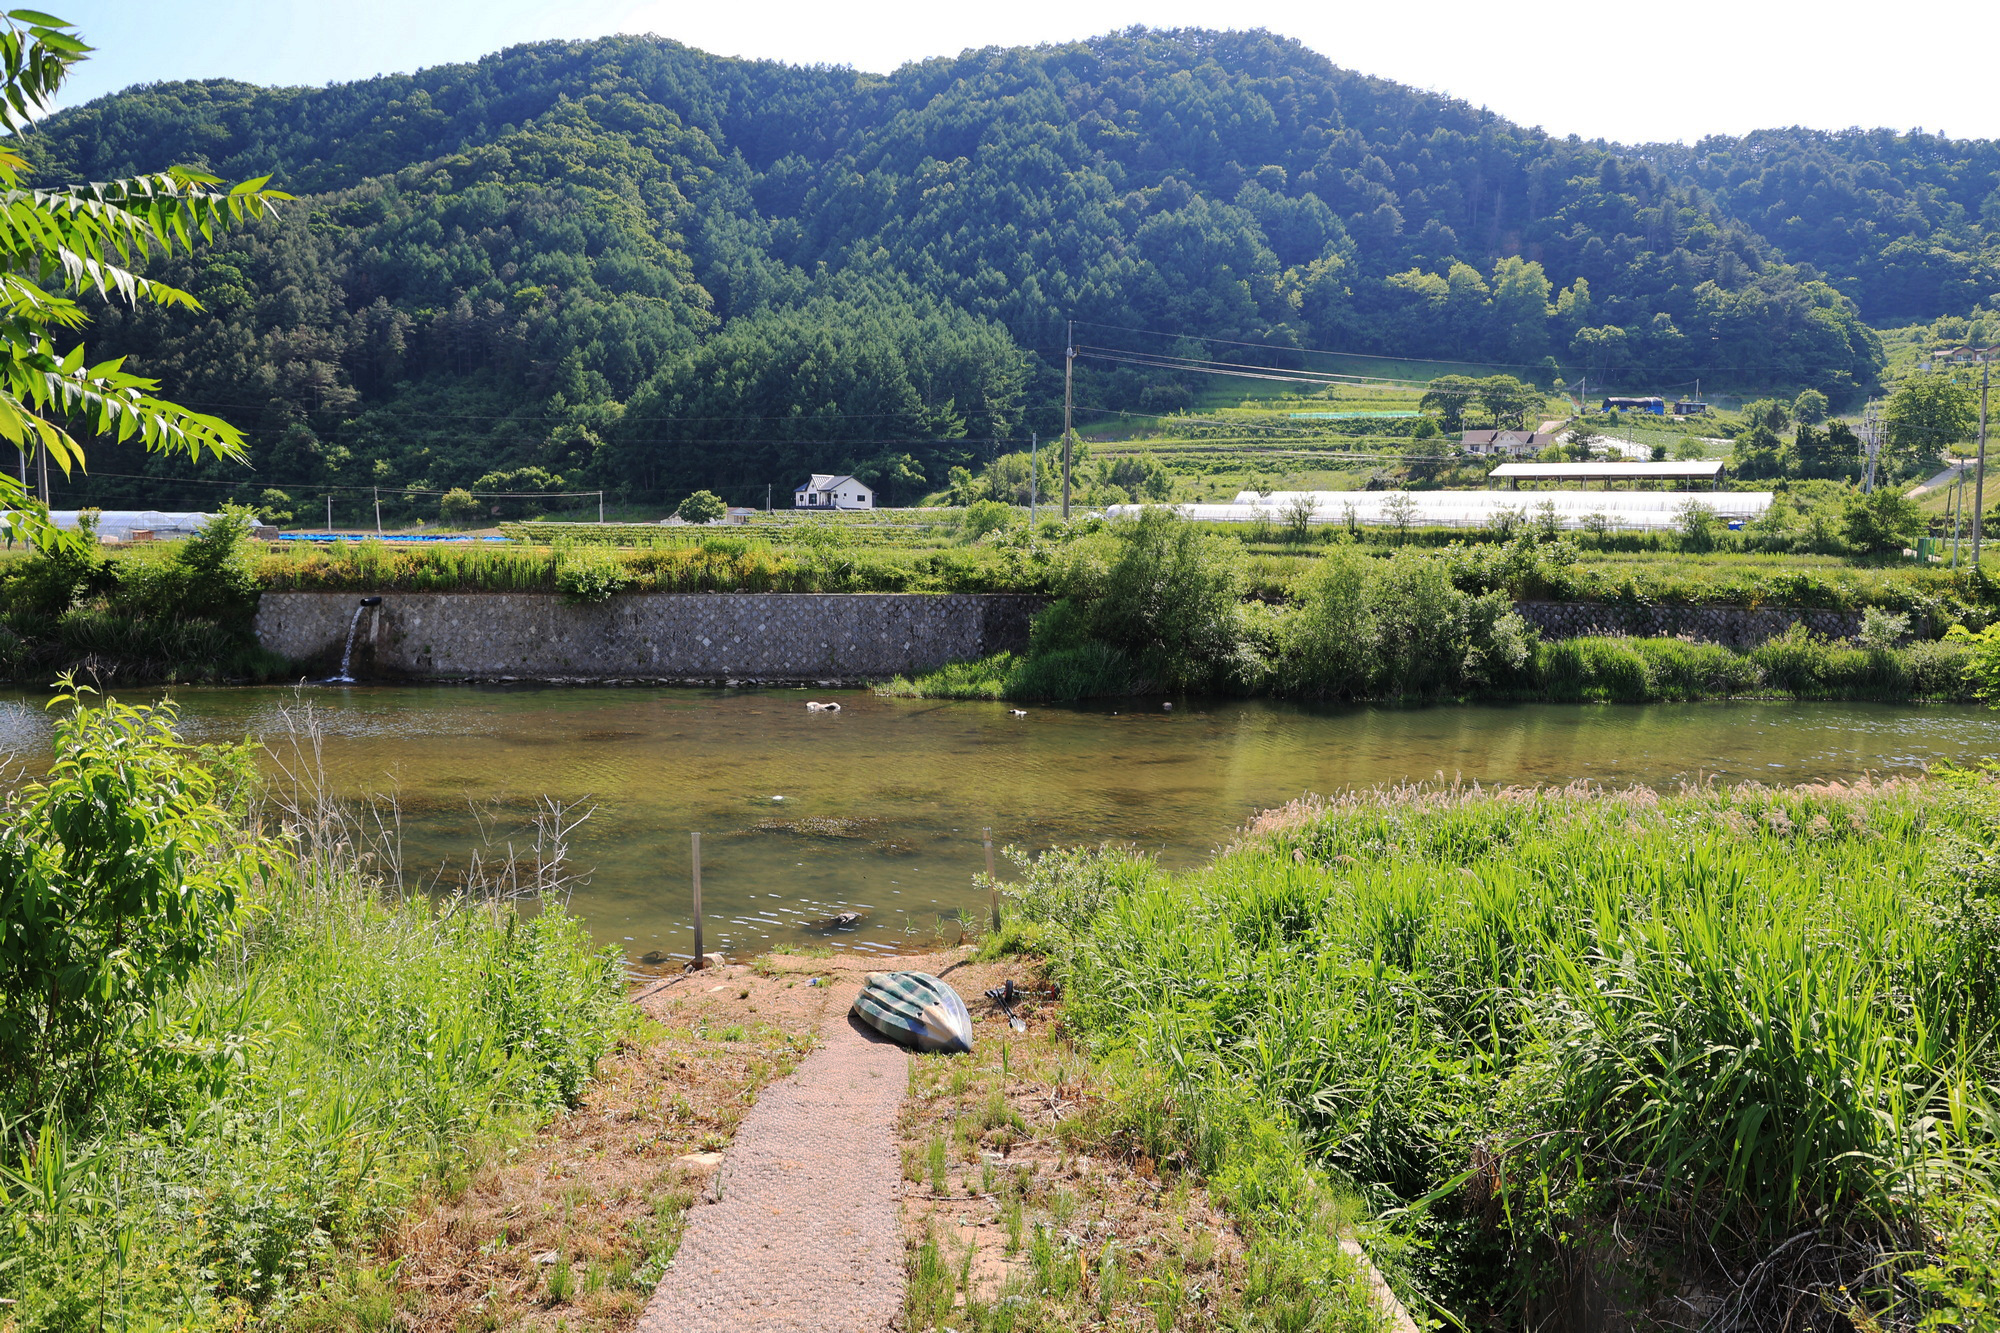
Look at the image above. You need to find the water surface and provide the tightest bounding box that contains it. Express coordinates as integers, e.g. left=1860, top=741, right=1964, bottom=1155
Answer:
left=2, top=686, right=1994, bottom=961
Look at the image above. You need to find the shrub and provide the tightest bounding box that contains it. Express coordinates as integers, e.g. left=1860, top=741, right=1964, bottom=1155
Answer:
left=1275, top=545, right=1373, bottom=698
left=554, top=547, right=629, bottom=603
left=1858, top=605, right=1910, bottom=650
left=1843, top=487, right=1926, bottom=553
left=961, top=499, right=1018, bottom=539
left=0, top=686, right=270, bottom=1111
left=1367, top=549, right=1530, bottom=696
left=439, top=487, right=481, bottom=525
left=676, top=490, right=726, bottom=525
left=1081, top=508, right=1243, bottom=691
left=5, top=528, right=112, bottom=618
left=1945, top=622, right=2000, bottom=705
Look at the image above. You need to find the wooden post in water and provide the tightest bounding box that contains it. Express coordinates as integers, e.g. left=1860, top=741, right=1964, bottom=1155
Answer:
left=691, top=832, right=704, bottom=965
left=984, top=828, right=999, bottom=932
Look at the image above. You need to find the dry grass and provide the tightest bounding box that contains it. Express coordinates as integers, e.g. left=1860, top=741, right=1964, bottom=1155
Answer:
left=295, top=960, right=840, bottom=1332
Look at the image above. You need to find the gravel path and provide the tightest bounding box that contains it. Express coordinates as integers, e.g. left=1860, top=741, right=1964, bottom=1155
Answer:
left=636, top=982, right=910, bottom=1333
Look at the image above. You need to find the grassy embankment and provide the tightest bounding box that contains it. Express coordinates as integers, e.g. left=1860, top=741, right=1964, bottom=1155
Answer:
left=0, top=694, right=641, bottom=1330
left=6, top=501, right=1997, bottom=691
left=986, top=771, right=2000, bottom=1327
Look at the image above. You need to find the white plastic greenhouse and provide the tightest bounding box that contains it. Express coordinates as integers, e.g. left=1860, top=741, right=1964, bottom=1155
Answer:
left=1105, top=489, right=1774, bottom=531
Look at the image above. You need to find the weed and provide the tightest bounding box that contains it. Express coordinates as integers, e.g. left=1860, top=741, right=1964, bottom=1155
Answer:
left=926, top=1133, right=950, bottom=1196
left=546, top=1254, right=575, bottom=1303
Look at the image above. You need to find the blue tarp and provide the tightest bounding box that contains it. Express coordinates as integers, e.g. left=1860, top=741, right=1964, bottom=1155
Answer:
left=278, top=532, right=509, bottom=543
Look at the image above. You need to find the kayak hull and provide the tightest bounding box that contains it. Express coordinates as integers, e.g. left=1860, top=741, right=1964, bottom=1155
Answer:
left=851, top=970, right=975, bottom=1054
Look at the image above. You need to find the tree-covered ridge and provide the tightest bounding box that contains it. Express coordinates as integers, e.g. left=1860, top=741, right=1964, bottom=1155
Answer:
left=23, top=28, right=1991, bottom=509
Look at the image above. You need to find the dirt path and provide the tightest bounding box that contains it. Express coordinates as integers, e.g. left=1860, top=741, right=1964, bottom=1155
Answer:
left=635, top=978, right=910, bottom=1333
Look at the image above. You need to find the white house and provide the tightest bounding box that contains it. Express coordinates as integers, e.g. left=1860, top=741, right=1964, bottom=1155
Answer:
left=793, top=474, right=874, bottom=510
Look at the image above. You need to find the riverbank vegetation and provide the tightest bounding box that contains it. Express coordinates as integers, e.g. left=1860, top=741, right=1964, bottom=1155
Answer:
left=877, top=508, right=1997, bottom=703
left=0, top=689, right=627, bottom=1329
left=0, top=509, right=291, bottom=684
left=8, top=503, right=1998, bottom=691
left=990, top=771, right=2000, bottom=1326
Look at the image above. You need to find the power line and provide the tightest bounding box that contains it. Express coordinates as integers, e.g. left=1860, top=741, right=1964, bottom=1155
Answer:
left=1070, top=318, right=1550, bottom=371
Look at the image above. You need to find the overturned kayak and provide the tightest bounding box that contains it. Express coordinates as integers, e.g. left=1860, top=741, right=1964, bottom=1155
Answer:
left=851, top=971, right=974, bottom=1054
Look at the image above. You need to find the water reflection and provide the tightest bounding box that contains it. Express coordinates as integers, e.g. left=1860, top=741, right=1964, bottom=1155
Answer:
left=2, top=685, right=1995, bottom=961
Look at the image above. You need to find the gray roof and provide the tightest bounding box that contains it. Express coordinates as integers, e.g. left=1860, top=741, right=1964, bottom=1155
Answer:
left=796, top=473, right=868, bottom=492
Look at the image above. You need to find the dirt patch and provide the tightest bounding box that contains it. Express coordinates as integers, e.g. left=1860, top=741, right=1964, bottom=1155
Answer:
left=894, top=955, right=1305, bottom=1332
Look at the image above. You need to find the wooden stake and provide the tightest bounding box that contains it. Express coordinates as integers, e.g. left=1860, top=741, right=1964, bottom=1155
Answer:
left=691, top=831, right=704, bottom=965
left=984, top=828, right=999, bottom=932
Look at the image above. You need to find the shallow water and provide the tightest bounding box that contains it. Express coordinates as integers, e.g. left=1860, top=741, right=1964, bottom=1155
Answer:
left=3, top=685, right=1996, bottom=962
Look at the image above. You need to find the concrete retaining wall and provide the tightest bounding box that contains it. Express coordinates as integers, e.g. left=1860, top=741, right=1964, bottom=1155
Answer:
left=254, top=592, right=1042, bottom=683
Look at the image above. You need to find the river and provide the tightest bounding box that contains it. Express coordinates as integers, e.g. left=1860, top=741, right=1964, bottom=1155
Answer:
left=3, top=685, right=1995, bottom=963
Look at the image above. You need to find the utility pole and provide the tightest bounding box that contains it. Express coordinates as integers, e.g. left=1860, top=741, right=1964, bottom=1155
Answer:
left=1062, top=319, right=1074, bottom=520
left=1976, top=355, right=1989, bottom=566
left=326, top=494, right=333, bottom=530
left=1029, top=432, right=1038, bottom=529
left=598, top=491, right=605, bottom=524
left=765, top=483, right=772, bottom=514
left=1951, top=471, right=1964, bottom=567
left=373, top=486, right=382, bottom=535
left=1862, top=405, right=1881, bottom=494
left=37, top=442, right=48, bottom=505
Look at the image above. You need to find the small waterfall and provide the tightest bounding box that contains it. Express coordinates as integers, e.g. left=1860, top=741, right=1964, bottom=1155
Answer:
left=325, top=597, right=382, bottom=683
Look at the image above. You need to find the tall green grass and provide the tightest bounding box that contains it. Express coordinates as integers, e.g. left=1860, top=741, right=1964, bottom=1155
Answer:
left=0, top=707, right=624, bottom=1328
left=1001, top=775, right=2000, bottom=1326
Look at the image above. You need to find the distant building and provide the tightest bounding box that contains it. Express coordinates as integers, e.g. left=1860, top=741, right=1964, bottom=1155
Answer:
left=793, top=474, right=874, bottom=510
left=1461, top=429, right=1556, bottom=457
left=1672, top=400, right=1710, bottom=417
left=1602, top=396, right=1667, bottom=415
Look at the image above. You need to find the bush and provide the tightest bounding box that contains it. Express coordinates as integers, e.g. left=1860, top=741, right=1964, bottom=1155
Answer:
left=961, top=499, right=1018, bottom=539
left=1858, top=604, right=1910, bottom=650
left=0, top=686, right=269, bottom=1111
left=1945, top=622, right=2000, bottom=705
left=5, top=528, right=112, bottom=618
left=1079, top=508, right=1244, bottom=690
left=676, top=489, right=726, bottom=524
left=439, top=487, right=481, bottom=525
left=1275, top=545, right=1373, bottom=697
left=1843, top=487, right=1926, bottom=553
left=1367, top=549, right=1532, bottom=696
left=554, top=547, right=629, bottom=603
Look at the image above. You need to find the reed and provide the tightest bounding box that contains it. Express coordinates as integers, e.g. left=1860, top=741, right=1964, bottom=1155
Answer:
left=1003, top=774, right=2000, bottom=1325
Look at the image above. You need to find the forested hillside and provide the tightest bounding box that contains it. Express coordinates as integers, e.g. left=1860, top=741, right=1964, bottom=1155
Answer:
left=27, top=28, right=1999, bottom=512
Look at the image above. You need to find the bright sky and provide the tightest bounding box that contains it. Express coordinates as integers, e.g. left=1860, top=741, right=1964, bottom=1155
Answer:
left=46, top=0, right=1995, bottom=146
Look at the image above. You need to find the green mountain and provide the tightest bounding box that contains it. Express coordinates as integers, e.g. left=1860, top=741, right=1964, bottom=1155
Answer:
left=28, top=28, right=2000, bottom=512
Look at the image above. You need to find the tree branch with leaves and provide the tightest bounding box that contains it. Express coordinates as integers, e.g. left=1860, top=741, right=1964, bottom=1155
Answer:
left=0, top=9, right=287, bottom=547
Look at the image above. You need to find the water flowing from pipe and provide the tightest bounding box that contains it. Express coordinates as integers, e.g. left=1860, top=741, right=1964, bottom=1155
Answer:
left=326, top=598, right=379, bottom=682
left=327, top=604, right=366, bottom=683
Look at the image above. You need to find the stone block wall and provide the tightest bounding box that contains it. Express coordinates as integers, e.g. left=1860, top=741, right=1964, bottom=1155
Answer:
left=254, top=591, right=1892, bottom=684
left=254, top=592, right=1042, bottom=683
left=1514, top=600, right=1870, bottom=648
